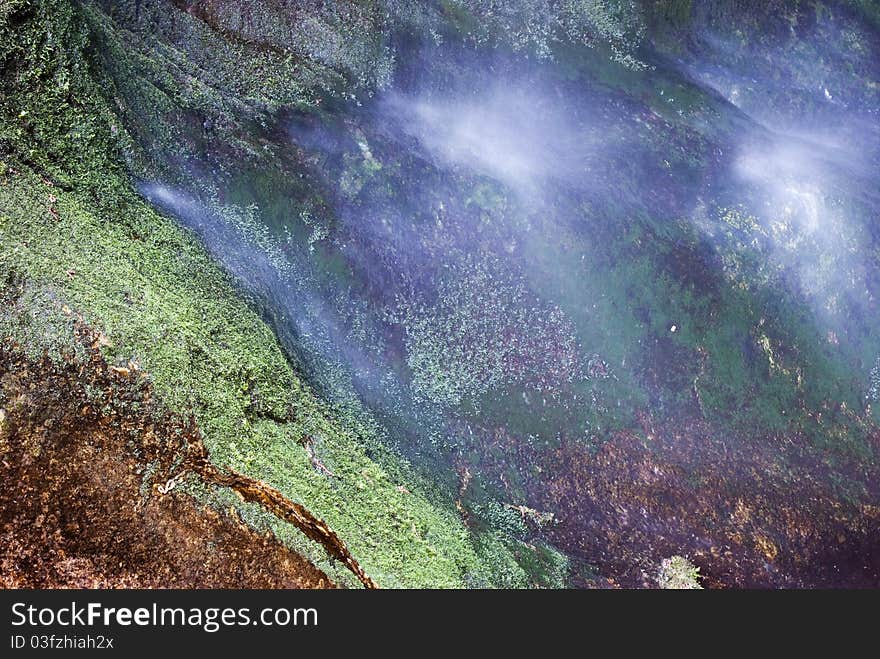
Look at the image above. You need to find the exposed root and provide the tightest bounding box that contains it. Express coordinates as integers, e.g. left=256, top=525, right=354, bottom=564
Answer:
left=182, top=437, right=378, bottom=589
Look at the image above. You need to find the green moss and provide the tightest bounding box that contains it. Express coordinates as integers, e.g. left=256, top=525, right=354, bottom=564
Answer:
left=657, top=555, right=702, bottom=589
left=0, top=0, right=502, bottom=588
left=4, top=0, right=879, bottom=590
left=0, top=169, right=494, bottom=587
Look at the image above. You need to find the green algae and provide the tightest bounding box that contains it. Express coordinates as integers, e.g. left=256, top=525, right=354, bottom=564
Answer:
left=0, top=0, right=528, bottom=588
left=2, top=0, right=879, bottom=590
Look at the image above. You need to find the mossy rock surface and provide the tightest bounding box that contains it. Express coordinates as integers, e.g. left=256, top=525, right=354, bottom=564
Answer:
left=2, top=0, right=880, bottom=588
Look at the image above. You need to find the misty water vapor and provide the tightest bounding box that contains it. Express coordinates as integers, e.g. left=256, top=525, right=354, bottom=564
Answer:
left=135, top=11, right=880, bottom=586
